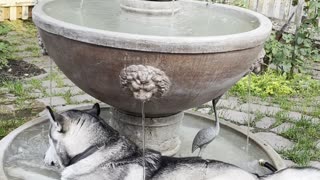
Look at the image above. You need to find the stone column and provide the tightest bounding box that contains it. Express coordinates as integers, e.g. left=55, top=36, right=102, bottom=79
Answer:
left=110, top=108, right=183, bottom=156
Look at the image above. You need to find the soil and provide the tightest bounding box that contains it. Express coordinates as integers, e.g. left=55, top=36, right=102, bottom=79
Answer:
left=0, top=60, right=45, bottom=83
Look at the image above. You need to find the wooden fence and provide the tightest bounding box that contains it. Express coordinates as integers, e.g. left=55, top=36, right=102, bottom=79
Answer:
left=0, top=0, right=36, bottom=21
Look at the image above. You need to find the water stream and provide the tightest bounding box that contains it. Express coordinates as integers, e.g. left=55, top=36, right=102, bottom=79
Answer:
left=141, top=101, right=146, bottom=180
left=246, top=72, right=252, bottom=153
left=49, top=59, right=53, bottom=107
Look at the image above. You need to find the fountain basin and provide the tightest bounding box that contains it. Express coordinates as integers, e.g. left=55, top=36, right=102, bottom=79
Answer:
left=33, top=0, right=272, bottom=117
left=0, top=105, right=285, bottom=180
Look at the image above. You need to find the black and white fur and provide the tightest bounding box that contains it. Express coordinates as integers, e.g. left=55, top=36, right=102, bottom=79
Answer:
left=44, top=104, right=320, bottom=180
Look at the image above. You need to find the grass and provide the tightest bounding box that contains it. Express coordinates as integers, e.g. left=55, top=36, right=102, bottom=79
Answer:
left=0, top=118, right=28, bottom=139
left=280, top=118, right=320, bottom=166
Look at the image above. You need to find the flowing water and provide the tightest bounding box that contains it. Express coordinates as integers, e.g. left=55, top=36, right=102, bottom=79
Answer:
left=43, top=0, right=259, bottom=37
left=49, top=59, right=53, bottom=107
left=246, top=72, right=252, bottom=153
left=141, top=101, right=146, bottom=180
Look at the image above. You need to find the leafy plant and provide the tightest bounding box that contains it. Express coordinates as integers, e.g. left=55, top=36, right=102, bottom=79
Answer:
left=0, top=41, right=12, bottom=69
left=229, top=70, right=320, bottom=98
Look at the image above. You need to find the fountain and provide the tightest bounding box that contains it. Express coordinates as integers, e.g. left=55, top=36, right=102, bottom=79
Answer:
left=0, top=0, right=286, bottom=179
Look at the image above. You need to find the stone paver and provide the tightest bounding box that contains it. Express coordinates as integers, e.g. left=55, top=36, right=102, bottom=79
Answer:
left=37, top=96, right=67, bottom=106
left=41, top=80, right=57, bottom=88
left=54, top=103, right=94, bottom=112
left=239, top=103, right=281, bottom=116
left=217, top=98, right=239, bottom=109
left=70, top=94, right=98, bottom=104
left=218, top=109, right=255, bottom=125
left=197, top=108, right=211, bottom=114
left=254, top=132, right=294, bottom=151
left=45, top=87, right=83, bottom=95
left=309, top=161, right=320, bottom=169
left=270, top=123, right=294, bottom=134
left=255, top=117, right=276, bottom=129
left=63, top=79, right=75, bottom=86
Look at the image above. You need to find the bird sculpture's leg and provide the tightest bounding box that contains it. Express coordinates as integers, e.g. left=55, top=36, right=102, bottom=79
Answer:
left=198, top=144, right=208, bottom=157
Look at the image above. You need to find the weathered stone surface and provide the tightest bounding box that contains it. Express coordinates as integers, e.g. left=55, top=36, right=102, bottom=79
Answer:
left=284, top=159, right=296, bottom=167
left=54, top=103, right=93, bottom=112
left=240, top=125, right=254, bottom=131
left=37, top=96, right=67, bottom=106
left=217, top=98, right=239, bottom=109
left=316, top=140, right=320, bottom=149
left=254, top=132, right=294, bottom=151
left=255, top=117, right=276, bottom=129
left=309, top=161, right=320, bottom=169
left=239, top=103, right=281, bottom=116
left=218, top=109, right=255, bottom=125
left=29, top=92, right=44, bottom=98
left=41, top=80, right=57, bottom=88
left=70, top=94, right=98, bottom=104
left=45, top=87, right=83, bottom=95
left=197, top=108, right=211, bottom=114
left=0, top=105, right=15, bottom=113
left=63, top=79, right=75, bottom=86
left=271, top=123, right=294, bottom=134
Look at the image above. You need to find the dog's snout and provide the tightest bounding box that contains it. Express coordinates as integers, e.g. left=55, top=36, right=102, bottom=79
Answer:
left=50, top=161, right=55, bottom=166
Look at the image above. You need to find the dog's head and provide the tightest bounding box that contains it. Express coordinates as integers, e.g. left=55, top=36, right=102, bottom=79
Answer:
left=44, top=103, right=116, bottom=168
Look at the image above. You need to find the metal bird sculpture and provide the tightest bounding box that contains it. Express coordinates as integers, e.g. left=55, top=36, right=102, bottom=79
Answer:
left=192, top=96, right=221, bottom=157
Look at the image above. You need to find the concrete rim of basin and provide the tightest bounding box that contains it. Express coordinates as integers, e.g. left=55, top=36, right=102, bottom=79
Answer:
left=32, top=0, right=272, bottom=53
left=0, top=105, right=286, bottom=180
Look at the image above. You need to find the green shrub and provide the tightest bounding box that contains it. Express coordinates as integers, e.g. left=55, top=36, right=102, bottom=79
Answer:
left=229, top=70, right=320, bottom=98
left=0, top=41, right=12, bottom=69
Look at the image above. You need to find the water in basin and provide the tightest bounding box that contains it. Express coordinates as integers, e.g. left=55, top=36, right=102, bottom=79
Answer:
left=43, top=0, right=259, bottom=36
left=3, top=108, right=272, bottom=180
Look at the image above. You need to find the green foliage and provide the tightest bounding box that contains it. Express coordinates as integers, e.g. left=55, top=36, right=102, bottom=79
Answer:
left=281, top=119, right=320, bottom=165
left=0, top=22, right=12, bottom=35
left=0, top=41, right=13, bottom=69
left=0, top=119, right=27, bottom=139
left=229, top=70, right=320, bottom=98
left=2, top=81, right=27, bottom=97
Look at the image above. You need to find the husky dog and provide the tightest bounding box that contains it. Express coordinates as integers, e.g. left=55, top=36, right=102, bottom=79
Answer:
left=44, top=104, right=320, bottom=180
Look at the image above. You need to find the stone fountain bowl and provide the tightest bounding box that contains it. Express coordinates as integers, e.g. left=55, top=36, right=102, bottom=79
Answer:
left=33, top=0, right=272, bottom=117
left=0, top=105, right=285, bottom=180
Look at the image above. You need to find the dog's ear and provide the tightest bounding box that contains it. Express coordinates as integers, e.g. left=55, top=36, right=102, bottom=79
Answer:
left=86, top=103, right=100, bottom=116
left=46, top=106, right=63, bottom=132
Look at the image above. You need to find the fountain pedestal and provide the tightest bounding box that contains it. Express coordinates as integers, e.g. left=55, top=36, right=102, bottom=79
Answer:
left=110, top=108, right=183, bottom=156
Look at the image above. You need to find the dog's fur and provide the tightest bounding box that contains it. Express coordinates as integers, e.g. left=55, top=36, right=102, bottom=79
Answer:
left=44, top=104, right=320, bottom=180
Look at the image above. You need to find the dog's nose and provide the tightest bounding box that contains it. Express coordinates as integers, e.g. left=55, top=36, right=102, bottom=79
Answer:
left=51, top=161, right=55, bottom=166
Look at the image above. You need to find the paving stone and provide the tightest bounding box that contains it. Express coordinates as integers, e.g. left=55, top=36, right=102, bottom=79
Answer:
left=37, top=96, right=67, bottom=106
left=309, top=161, right=320, bottom=169
left=281, top=111, right=319, bottom=123
left=70, top=94, right=98, bottom=104
left=254, top=132, right=294, bottom=151
left=284, top=159, right=296, bottom=167
left=41, top=80, right=57, bottom=88
left=29, top=92, right=44, bottom=98
left=255, top=117, right=276, bottom=129
left=54, top=103, right=94, bottom=112
left=197, top=108, right=211, bottom=114
left=218, top=109, right=255, bottom=125
left=45, top=87, right=83, bottom=95
left=63, top=79, right=75, bottom=86
left=25, top=73, right=48, bottom=81
left=217, top=98, right=239, bottom=109
left=271, top=123, right=294, bottom=134
left=239, top=103, right=281, bottom=116
left=0, top=105, right=15, bottom=113
left=316, top=140, right=320, bottom=149
left=0, top=88, right=9, bottom=93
